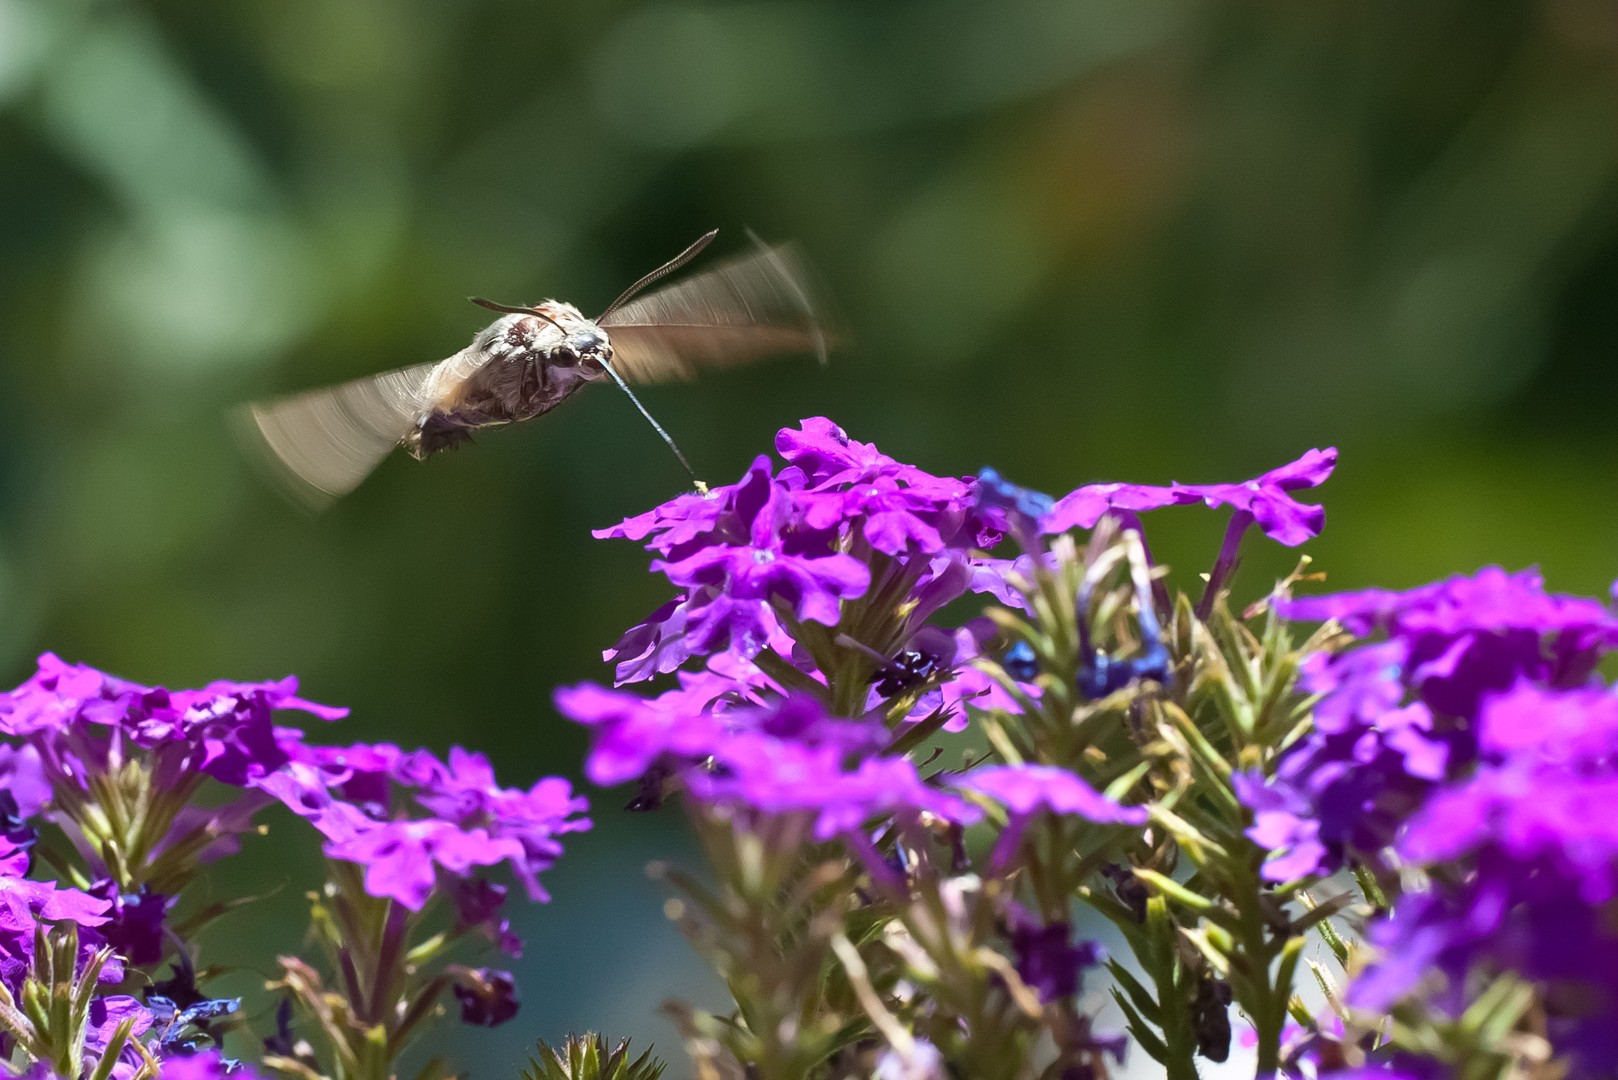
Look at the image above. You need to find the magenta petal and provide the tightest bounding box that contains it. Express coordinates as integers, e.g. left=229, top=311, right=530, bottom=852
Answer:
left=956, top=765, right=1147, bottom=825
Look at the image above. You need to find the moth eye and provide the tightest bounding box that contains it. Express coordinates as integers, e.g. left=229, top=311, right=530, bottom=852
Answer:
left=551, top=345, right=579, bottom=366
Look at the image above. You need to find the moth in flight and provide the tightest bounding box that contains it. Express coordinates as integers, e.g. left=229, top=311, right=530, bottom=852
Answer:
left=236, top=231, right=830, bottom=509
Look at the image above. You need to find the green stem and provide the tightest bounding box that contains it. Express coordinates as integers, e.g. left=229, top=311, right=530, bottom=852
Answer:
left=1142, top=898, right=1200, bottom=1080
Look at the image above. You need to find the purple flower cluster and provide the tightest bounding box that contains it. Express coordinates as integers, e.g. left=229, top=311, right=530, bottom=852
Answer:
left=0, top=652, right=361, bottom=1072
left=1243, top=568, right=1618, bottom=882
left=597, top=418, right=995, bottom=684
left=559, top=678, right=1155, bottom=851
left=1, top=653, right=590, bottom=1078
left=1258, top=568, right=1618, bottom=1071
left=0, top=829, right=158, bottom=1080
left=1346, top=677, right=1618, bottom=1069
left=1, top=653, right=347, bottom=788
left=565, top=422, right=1351, bottom=886
left=565, top=421, right=1183, bottom=878
left=0, top=863, right=117, bottom=993
left=557, top=685, right=974, bottom=841
left=256, top=738, right=589, bottom=912
left=0, top=652, right=351, bottom=904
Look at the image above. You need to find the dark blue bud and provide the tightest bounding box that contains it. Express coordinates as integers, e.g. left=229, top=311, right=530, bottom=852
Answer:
left=1079, top=633, right=1172, bottom=699
left=1003, top=641, right=1039, bottom=682
left=1078, top=653, right=1132, bottom=699
left=148, top=952, right=204, bottom=1009
left=1127, top=639, right=1173, bottom=687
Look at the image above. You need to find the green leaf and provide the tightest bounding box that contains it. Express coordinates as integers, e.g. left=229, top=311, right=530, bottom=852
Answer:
left=1132, top=869, right=1220, bottom=917
left=1110, top=990, right=1169, bottom=1064
left=1106, top=961, right=1162, bottom=1025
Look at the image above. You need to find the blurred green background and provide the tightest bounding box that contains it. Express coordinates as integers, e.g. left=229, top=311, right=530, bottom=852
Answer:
left=1, top=0, right=1615, bottom=1072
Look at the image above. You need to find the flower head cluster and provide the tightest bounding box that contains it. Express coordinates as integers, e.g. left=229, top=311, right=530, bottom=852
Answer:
left=557, top=684, right=973, bottom=843
left=1, top=653, right=590, bottom=1079
left=1259, top=569, right=1618, bottom=1072
left=256, top=737, right=590, bottom=912
left=0, top=845, right=194, bottom=1080
left=1244, top=568, right=1618, bottom=882
left=598, top=418, right=996, bottom=686
left=563, top=422, right=1202, bottom=952
left=1344, top=676, right=1618, bottom=1070
left=2, top=653, right=347, bottom=789
left=0, top=652, right=356, bottom=1029
left=0, top=862, right=117, bottom=995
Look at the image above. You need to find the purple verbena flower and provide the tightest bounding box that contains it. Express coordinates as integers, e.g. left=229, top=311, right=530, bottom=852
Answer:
left=258, top=740, right=589, bottom=909
left=967, top=553, right=1054, bottom=613
left=1337, top=677, right=1618, bottom=1071
left=1280, top=567, right=1618, bottom=719
left=328, top=819, right=524, bottom=911
left=956, top=765, right=1147, bottom=826
left=958, top=765, right=1148, bottom=877
left=1239, top=649, right=1448, bottom=881
left=777, top=417, right=933, bottom=490
left=2, top=654, right=346, bottom=789
left=0, top=743, right=48, bottom=819
left=0, top=872, right=113, bottom=993
left=1178, top=447, right=1337, bottom=545
left=1232, top=772, right=1330, bottom=884
left=156, top=1050, right=264, bottom=1080
left=84, top=994, right=157, bottom=1079
left=693, top=737, right=979, bottom=840
left=1041, top=448, right=1336, bottom=546
left=1475, top=681, right=1618, bottom=765
left=654, top=533, right=870, bottom=659
left=90, top=882, right=172, bottom=967
left=594, top=420, right=998, bottom=681
left=1007, top=912, right=1103, bottom=1002
left=553, top=676, right=760, bottom=787
left=1258, top=568, right=1618, bottom=882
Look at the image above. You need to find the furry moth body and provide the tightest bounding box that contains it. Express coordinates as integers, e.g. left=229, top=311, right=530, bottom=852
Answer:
left=237, top=231, right=829, bottom=509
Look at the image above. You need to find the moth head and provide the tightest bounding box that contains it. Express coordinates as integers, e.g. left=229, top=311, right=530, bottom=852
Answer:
left=553, top=327, right=612, bottom=368
left=469, top=296, right=612, bottom=365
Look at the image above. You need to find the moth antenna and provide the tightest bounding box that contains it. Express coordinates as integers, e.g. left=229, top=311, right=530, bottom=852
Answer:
left=597, top=229, right=720, bottom=321
left=468, top=296, right=565, bottom=333
left=744, top=226, right=830, bottom=368
left=593, top=356, right=702, bottom=488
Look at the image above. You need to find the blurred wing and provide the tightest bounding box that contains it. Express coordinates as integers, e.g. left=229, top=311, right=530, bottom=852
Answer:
left=232, top=363, right=435, bottom=511
left=600, top=242, right=835, bottom=385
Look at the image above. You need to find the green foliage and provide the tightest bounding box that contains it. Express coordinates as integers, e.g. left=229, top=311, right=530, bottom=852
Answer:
left=522, top=1034, right=666, bottom=1080
left=0, top=924, right=152, bottom=1080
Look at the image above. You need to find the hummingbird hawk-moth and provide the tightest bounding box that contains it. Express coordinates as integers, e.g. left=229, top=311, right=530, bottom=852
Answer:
left=236, top=230, right=830, bottom=509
